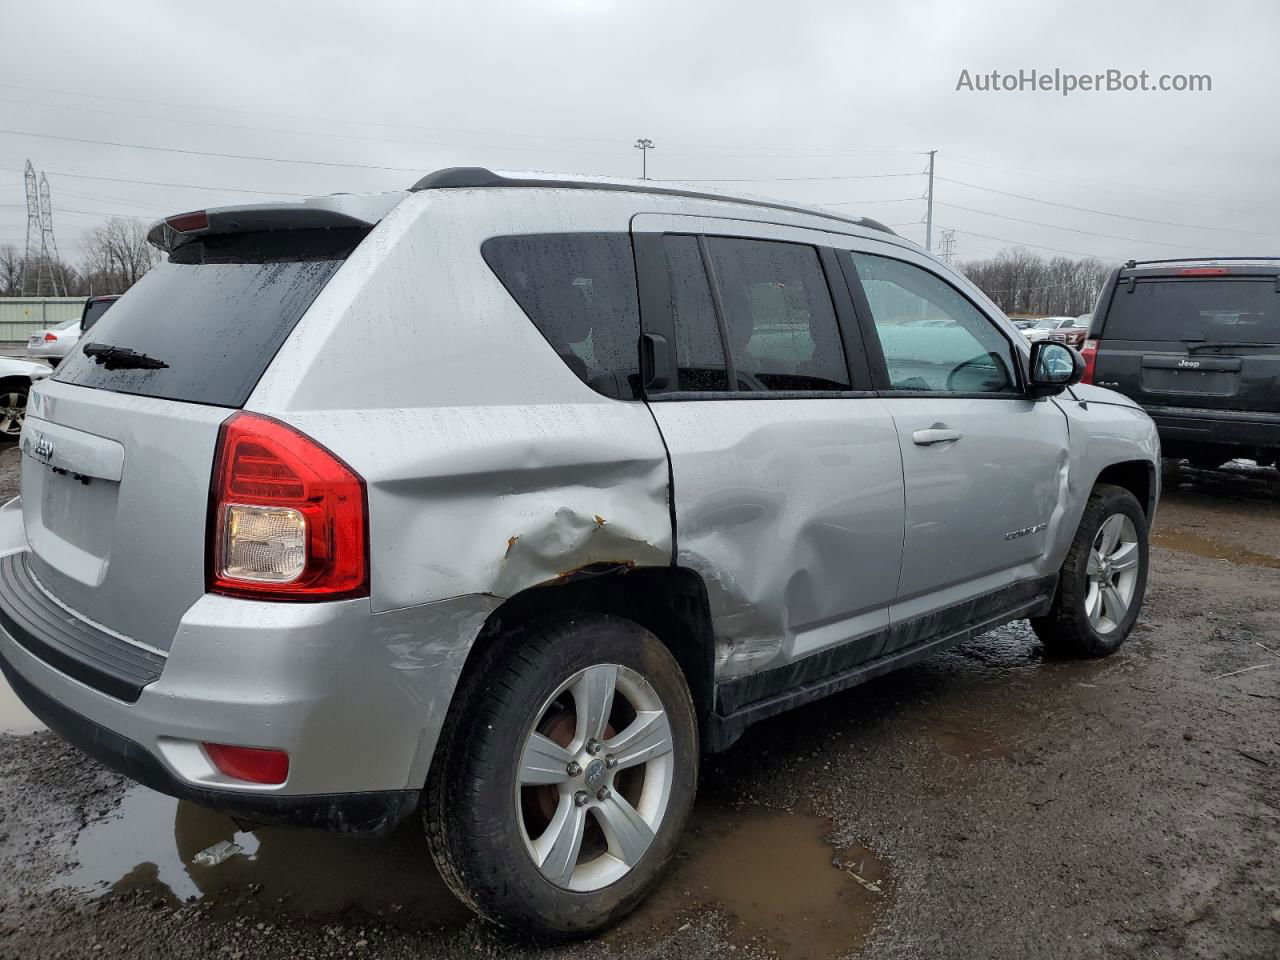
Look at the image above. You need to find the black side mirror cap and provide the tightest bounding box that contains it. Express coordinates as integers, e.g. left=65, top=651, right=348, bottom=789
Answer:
left=1027, top=340, right=1085, bottom=398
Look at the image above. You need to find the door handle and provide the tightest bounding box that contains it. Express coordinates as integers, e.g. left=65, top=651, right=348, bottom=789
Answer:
left=912, top=428, right=962, bottom=446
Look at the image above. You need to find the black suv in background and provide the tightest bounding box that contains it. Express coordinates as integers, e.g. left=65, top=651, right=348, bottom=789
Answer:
left=1083, top=258, right=1280, bottom=470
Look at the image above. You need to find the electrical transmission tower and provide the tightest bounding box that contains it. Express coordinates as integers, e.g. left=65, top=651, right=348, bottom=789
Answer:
left=938, top=229, right=957, bottom=265
left=21, top=159, right=67, bottom=297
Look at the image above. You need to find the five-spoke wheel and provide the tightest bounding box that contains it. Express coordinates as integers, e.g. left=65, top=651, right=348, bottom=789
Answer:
left=518, top=663, right=675, bottom=891
left=425, top=613, right=697, bottom=937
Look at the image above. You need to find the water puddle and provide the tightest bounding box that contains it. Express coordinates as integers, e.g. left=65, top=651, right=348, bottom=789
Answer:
left=613, top=807, right=888, bottom=959
left=1151, top=528, right=1280, bottom=569
left=0, top=672, right=43, bottom=734
left=62, top=786, right=888, bottom=957
left=63, top=787, right=470, bottom=927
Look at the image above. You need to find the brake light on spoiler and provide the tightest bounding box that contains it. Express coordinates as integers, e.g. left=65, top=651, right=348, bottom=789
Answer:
left=1178, top=267, right=1230, bottom=276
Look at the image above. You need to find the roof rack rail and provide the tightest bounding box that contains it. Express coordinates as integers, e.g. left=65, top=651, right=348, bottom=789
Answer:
left=409, top=167, right=898, bottom=237
left=1123, top=256, right=1280, bottom=269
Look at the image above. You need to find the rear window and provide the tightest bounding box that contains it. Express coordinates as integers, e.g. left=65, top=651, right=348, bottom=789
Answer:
left=482, top=233, right=642, bottom=400
left=80, top=298, right=115, bottom=331
left=56, top=229, right=363, bottom=408
left=1103, top=278, right=1280, bottom=342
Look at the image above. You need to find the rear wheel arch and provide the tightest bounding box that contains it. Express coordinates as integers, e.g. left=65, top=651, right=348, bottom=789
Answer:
left=456, top=565, right=715, bottom=740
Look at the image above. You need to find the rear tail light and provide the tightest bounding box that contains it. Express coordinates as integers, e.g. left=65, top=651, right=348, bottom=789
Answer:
left=1178, top=267, right=1229, bottom=276
left=166, top=210, right=209, bottom=233
left=203, top=743, right=289, bottom=784
left=43, top=332, right=57, bottom=342
left=1080, top=339, right=1099, bottom=384
left=209, top=412, right=368, bottom=600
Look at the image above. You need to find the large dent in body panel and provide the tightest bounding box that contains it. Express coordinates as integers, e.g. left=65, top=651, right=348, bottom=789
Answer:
left=246, top=191, right=674, bottom=613
left=1052, top=394, right=1160, bottom=564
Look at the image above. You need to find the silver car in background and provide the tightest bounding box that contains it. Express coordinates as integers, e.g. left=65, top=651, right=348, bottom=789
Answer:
left=0, top=169, right=1159, bottom=936
left=26, top=295, right=119, bottom=365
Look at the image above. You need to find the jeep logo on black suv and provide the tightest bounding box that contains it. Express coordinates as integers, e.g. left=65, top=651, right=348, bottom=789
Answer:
left=1178, top=358, right=1201, bottom=369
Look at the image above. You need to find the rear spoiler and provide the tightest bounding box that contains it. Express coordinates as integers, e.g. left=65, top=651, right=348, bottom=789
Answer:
left=147, top=193, right=406, bottom=254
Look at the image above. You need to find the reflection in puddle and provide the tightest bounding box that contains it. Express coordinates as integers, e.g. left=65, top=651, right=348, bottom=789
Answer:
left=63, top=787, right=888, bottom=958
left=63, top=787, right=470, bottom=928
left=0, top=672, right=43, bottom=734
left=616, top=808, right=889, bottom=960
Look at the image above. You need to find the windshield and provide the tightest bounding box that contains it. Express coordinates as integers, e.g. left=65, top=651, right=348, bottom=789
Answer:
left=1103, top=278, right=1280, bottom=341
left=55, top=228, right=364, bottom=407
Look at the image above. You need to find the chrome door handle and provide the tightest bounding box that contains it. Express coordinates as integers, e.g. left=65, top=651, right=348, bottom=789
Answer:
left=912, top=428, right=961, bottom=446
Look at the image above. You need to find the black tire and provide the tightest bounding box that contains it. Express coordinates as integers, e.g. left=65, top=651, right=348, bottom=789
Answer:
left=0, top=380, right=29, bottom=444
left=1032, top=483, right=1149, bottom=658
left=424, top=613, right=698, bottom=937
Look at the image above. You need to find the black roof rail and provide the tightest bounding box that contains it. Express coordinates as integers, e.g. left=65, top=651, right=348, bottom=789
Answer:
left=1123, top=256, right=1280, bottom=269
left=409, top=167, right=898, bottom=237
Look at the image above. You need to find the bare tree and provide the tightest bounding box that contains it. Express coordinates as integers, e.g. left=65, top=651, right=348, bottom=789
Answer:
left=0, top=245, right=22, bottom=297
left=82, top=218, right=158, bottom=294
left=960, top=247, right=1115, bottom=316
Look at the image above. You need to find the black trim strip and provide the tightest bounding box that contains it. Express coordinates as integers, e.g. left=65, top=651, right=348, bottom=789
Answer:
left=706, top=574, right=1057, bottom=750
left=0, top=553, right=163, bottom=703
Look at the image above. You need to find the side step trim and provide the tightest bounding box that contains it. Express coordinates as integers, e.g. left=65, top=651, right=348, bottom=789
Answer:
left=705, top=574, right=1057, bottom=752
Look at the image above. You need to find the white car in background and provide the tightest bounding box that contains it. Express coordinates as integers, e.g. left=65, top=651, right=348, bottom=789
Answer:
left=26, top=295, right=120, bottom=365
left=1022, top=316, right=1080, bottom=343
left=0, top=356, right=52, bottom=441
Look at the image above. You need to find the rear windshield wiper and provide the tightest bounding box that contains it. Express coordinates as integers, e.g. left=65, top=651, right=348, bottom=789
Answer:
left=1183, top=340, right=1279, bottom=353
left=81, top=342, right=170, bottom=370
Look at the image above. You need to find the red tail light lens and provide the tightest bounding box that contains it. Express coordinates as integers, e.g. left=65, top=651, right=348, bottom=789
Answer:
left=209, top=412, right=368, bottom=600
left=166, top=210, right=209, bottom=233
left=42, top=332, right=57, bottom=342
left=203, top=743, right=290, bottom=784
left=1080, top=339, right=1099, bottom=384
left=1178, top=267, right=1229, bottom=276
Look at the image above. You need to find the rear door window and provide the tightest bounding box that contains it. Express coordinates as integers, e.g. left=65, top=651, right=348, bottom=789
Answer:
left=704, top=238, right=851, bottom=391
left=482, top=233, right=642, bottom=399
left=663, top=235, right=732, bottom=391
left=1103, top=278, right=1279, bottom=342
left=56, top=229, right=364, bottom=408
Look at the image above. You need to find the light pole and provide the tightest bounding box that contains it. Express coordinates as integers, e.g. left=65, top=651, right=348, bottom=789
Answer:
left=634, top=138, right=654, bottom=180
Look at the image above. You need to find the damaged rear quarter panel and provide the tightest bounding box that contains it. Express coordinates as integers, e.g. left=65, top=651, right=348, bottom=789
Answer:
left=246, top=191, right=673, bottom=612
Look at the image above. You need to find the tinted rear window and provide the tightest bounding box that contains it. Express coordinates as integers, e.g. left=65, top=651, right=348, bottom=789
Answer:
left=80, top=298, right=115, bottom=331
left=56, top=229, right=362, bottom=407
left=482, top=233, right=641, bottom=400
left=1103, top=278, right=1280, bottom=342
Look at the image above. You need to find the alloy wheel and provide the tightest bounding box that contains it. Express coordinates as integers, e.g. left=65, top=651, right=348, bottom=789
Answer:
left=516, top=663, right=675, bottom=892
left=0, top=391, right=26, bottom=437
left=1085, top=513, right=1140, bottom=634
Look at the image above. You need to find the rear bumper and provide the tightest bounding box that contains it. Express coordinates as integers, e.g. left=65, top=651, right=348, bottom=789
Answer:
left=0, top=544, right=498, bottom=833
left=0, top=654, right=417, bottom=835
left=1144, top=405, right=1280, bottom=450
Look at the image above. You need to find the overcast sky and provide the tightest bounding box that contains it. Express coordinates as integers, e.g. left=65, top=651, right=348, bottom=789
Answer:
left=1, top=0, right=1276, bottom=265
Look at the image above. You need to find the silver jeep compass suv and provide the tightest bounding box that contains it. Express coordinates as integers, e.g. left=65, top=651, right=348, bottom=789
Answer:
left=0, top=168, right=1159, bottom=935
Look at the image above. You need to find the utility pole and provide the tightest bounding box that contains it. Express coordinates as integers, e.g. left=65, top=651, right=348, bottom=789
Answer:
left=634, top=138, right=654, bottom=180
left=925, top=149, right=936, bottom=252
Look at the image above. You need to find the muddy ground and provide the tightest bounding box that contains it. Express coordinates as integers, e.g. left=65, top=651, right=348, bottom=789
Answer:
left=0, top=446, right=1277, bottom=959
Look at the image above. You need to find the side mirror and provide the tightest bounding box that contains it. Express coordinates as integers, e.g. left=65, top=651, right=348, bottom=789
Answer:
left=1028, top=341, right=1084, bottom=397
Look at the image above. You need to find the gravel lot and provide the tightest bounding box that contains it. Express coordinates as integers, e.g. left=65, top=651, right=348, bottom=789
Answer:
left=0, top=445, right=1277, bottom=959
